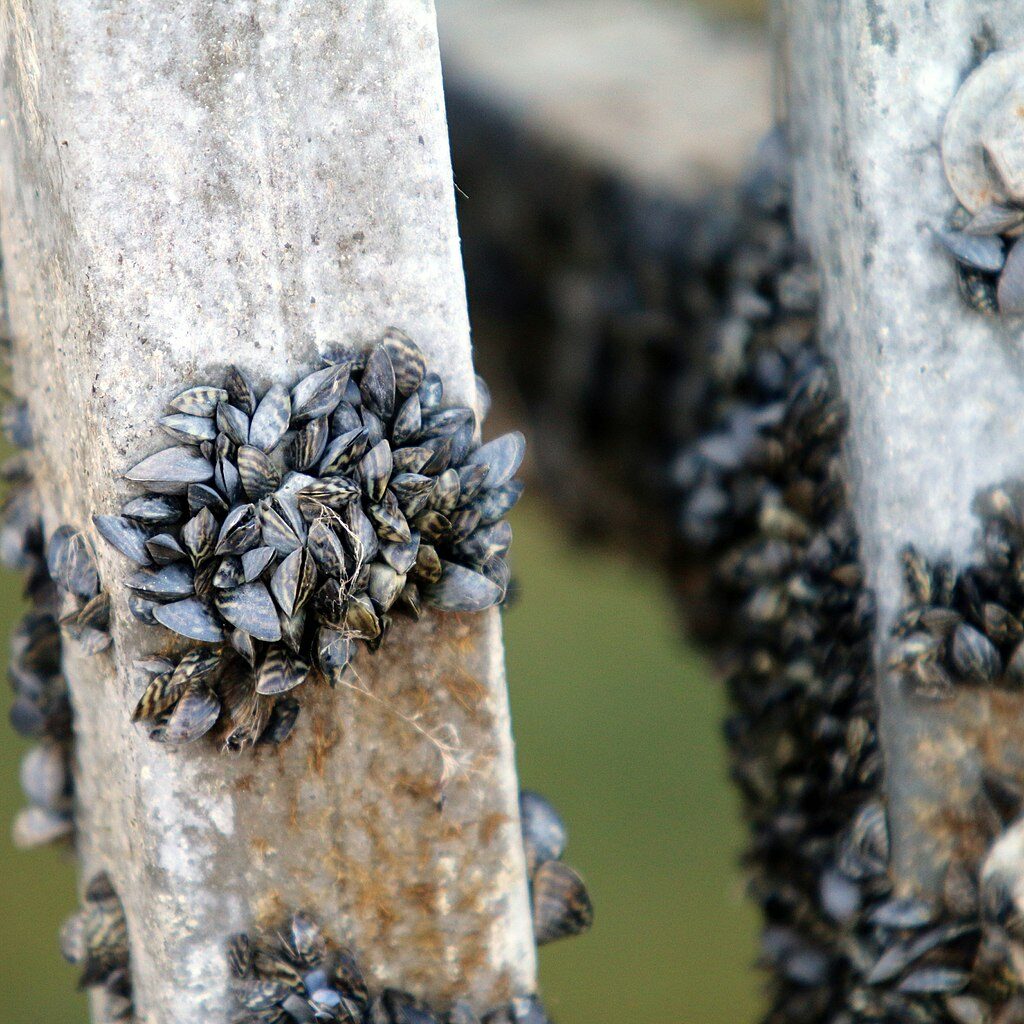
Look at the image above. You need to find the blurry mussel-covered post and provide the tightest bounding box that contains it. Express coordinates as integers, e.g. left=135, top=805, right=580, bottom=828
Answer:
left=439, top=0, right=770, bottom=551
left=0, top=3, right=537, bottom=1022
left=777, top=0, right=1024, bottom=970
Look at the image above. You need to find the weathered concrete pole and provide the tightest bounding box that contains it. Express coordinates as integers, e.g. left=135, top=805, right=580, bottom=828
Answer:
left=776, top=2, right=1024, bottom=895
left=0, top=2, right=535, bottom=1021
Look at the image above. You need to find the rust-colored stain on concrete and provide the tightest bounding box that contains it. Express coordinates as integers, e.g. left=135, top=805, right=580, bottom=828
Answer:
left=233, top=773, right=254, bottom=794
left=478, top=812, right=509, bottom=846
left=307, top=713, right=343, bottom=777
left=403, top=881, right=441, bottom=915
left=250, top=835, right=274, bottom=863
left=208, top=610, right=532, bottom=1007
left=441, top=672, right=489, bottom=716
left=898, top=687, right=1024, bottom=893
left=254, top=891, right=288, bottom=930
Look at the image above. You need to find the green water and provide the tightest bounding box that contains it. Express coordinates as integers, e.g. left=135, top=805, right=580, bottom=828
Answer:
left=506, top=504, right=761, bottom=1022
left=0, top=579, right=84, bottom=1020
left=0, top=498, right=761, bottom=1021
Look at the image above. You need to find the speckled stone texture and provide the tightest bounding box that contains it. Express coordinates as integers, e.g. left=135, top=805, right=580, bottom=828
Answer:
left=778, top=1, right=1024, bottom=898
left=0, top=2, right=534, bottom=1021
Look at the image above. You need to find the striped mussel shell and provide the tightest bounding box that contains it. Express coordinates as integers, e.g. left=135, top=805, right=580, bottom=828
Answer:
left=518, top=789, right=593, bottom=947
left=61, top=871, right=133, bottom=1020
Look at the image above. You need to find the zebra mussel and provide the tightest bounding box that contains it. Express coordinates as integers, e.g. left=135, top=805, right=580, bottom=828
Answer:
left=940, top=43, right=1024, bottom=316
left=934, top=207, right=1021, bottom=317
left=892, top=481, right=1024, bottom=700
left=47, top=523, right=110, bottom=655
left=98, top=330, right=524, bottom=749
left=60, top=871, right=132, bottom=1021
left=879, top=484, right=1024, bottom=1016
left=0, top=398, right=76, bottom=848
left=667, top=129, right=908, bottom=1022
left=229, top=913, right=551, bottom=1024
left=519, top=790, right=593, bottom=946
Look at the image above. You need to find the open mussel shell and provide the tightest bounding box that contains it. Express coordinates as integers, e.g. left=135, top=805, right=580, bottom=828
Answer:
left=216, top=502, right=261, bottom=556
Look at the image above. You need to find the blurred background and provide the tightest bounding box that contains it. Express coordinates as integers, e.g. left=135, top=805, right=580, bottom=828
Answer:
left=0, top=0, right=767, bottom=1020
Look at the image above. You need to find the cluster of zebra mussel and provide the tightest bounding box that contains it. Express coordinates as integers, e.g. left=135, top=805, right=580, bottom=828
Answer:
left=228, top=914, right=548, bottom=1024
left=667, top=132, right=1014, bottom=1023
left=96, top=330, right=523, bottom=750
left=60, top=871, right=132, bottom=1021
left=46, top=524, right=111, bottom=655
left=449, top=69, right=734, bottom=553
left=890, top=490, right=1024, bottom=701
left=0, top=399, right=77, bottom=849
left=873, top=495, right=1024, bottom=1020
left=935, top=206, right=1024, bottom=317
